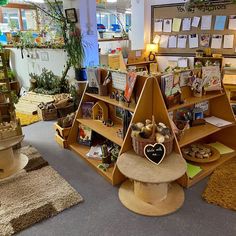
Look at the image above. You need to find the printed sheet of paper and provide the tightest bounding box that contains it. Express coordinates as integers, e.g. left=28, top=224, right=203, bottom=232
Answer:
left=178, top=58, right=188, bottom=68
left=163, top=19, right=172, bottom=32
left=153, top=34, right=161, bottom=44
left=159, top=35, right=169, bottom=48
left=200, top=34, right=210, bottom=47
left=189, top=34, right=199, bottom=48
left=211, top=34, right=222, bottom=49
left=201, top=15, right=212, bottom=30
left=205, top=116, right=232, bottom=127
left=168, top=35, right=177, bottom=48
left=223, top=35, right=234, bottom=49
left=177, top=35, right=187, bottom=48
left=187, top=163, right=202, bottom=179
left=214, top=15, right=226, bottom=30
left=228, top=15, right=236, bottom=30
left=208, top=142, right=235, bottom=155
left=172, top=18, right=181, bottom=32
left=192, top=16, right=200, bottom=27
left=182, top=18, right=191, bottom=31
left=154, top=19, right=163, bottom=32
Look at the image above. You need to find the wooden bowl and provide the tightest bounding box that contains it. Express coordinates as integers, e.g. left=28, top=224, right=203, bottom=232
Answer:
left=182, top=144, right=220, bottom=163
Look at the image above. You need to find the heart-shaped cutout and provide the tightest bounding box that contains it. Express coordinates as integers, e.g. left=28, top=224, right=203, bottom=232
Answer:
left=144, top=143, right=166, bottom=166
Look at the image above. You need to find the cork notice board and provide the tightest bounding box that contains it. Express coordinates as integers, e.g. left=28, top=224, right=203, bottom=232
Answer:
left=151, top=3, right=236, bottom=57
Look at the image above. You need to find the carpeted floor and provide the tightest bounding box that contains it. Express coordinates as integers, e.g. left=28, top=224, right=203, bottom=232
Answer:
left=16, top=112, right=40, bottom=126
left=202, top=158, right=236, bottom=211
left=0, top=146, right=83, bottom=236
left=17, top=121, right=236, bottom=236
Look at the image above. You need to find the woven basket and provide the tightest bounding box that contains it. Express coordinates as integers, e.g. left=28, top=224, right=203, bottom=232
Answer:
left=132, top=116, right=174, bottom=157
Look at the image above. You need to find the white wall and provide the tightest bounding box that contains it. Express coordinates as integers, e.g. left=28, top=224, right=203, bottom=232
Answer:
left=10, top=48, right=75, bottom=89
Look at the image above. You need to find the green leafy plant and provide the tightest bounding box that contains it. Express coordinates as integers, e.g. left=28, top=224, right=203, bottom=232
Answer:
left=29, top=68, right=70, bottom=95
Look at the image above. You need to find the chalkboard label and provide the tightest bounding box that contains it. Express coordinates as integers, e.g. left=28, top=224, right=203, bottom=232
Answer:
left=144, top=143, right=166, bottom=166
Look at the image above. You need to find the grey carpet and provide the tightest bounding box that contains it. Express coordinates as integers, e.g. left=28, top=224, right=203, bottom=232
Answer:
left=17, top=121, right=236, bottom=236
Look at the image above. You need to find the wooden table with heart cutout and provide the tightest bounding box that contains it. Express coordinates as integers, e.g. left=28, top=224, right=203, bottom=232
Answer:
left=117, top=150, right=187, bottom=216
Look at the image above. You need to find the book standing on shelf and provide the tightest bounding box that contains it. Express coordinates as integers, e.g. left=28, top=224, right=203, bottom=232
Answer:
left=78, top=124, right=93, bottom=146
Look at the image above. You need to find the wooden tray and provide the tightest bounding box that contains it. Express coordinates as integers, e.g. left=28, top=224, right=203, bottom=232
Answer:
left=182, top=144, right=221, bottom=163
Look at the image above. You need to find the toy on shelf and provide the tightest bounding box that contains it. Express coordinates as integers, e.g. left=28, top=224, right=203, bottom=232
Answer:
left=92, top=101, right=108, bottom=121
left=182, top=143, right=220, bottom=163
left=131, top=116, right=174, bottom=157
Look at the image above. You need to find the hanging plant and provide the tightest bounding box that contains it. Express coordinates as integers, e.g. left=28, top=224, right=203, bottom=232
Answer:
left=0, top=0, right=9, bottom=6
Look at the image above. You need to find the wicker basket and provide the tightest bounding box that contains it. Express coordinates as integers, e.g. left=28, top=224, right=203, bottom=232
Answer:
left=132, top=116, right=174, bottom=157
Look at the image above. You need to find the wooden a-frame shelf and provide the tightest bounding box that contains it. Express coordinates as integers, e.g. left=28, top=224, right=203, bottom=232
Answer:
left=66, top=71, right=236, bottom=188
left=67, top=75, right=147, bottom=185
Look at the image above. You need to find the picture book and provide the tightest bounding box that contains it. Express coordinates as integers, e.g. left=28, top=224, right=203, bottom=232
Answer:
left=78, top=124, right=93, bottom=146
left=161, top=73, right=174, bottom=97
left=124, top=71, right=137, bottom=102
left=86, top=67, right=99, bottom=94
left=81, top=102, right=94, bottom=119
left=202, top=66, right=222, bottom=91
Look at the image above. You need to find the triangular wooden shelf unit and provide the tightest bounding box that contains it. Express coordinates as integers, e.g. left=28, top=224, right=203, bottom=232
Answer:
left=67, top=74, right=236, bottom=188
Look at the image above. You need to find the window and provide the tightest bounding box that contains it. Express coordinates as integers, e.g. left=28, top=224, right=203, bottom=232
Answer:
left=0, top=4, right=38, bottom=31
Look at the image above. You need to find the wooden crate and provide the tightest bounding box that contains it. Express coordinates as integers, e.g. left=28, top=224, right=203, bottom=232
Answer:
left=37, top=107, right=57, bottom=121
left=53, top=123, right=71, bottom=139
left=55, top=133, right=68, bottom=148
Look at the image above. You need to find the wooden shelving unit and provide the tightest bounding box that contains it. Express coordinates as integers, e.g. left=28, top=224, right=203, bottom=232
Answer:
left=168, top=93, right=224, bottom=112
left=161, top=73, right=236, bottom=187
left=77, top=118, right=123, bottom=146
left=70, top=143, right=114, bottom=183
left=0, top=50, right=22, bottom=139
left=86, top=93, right=135, bottom=112
left=66, top=69, right=236, bottom=188
left=67, top=75, right=147, bottom=185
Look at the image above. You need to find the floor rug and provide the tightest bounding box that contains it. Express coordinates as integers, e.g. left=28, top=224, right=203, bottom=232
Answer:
left=16, top=112, right=40, bottom=126
left=0, top=146, right=83, bottom=236
left=202, top=158, right=236, bottom=211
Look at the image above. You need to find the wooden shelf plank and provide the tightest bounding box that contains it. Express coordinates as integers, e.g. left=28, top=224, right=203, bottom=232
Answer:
left=185, top=151, right=235, bottom=187
left=179, top=123, right=221, bottom=147
left=86, top=93, right=135, bottom=112
left=168, top=93, right=224, bottom=112
left=69, top=143, right=114, bottom=184
left=77, top=118, right=123, bottom=146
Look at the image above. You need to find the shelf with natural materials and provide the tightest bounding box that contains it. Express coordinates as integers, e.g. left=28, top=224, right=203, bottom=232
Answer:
left=70, top=143, right=114, bottom=183
left=168, top=93, right=224, bottom=112
left=179, top=123, right=235, bottom=147
left=86, top=93, right=135, bottom=112
left=77, top=119, right=123, bottom=147
left=178, top=151, right=236, bottom=188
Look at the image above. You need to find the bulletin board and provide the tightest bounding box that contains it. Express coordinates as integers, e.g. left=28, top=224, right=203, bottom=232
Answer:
left=151, top=2, right=236, bottom=57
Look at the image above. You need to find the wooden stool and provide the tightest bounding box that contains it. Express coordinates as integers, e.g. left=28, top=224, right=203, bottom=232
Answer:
left=117, top=151, right=187, bottom=216
left=0, top=135, right=28, bottom=179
